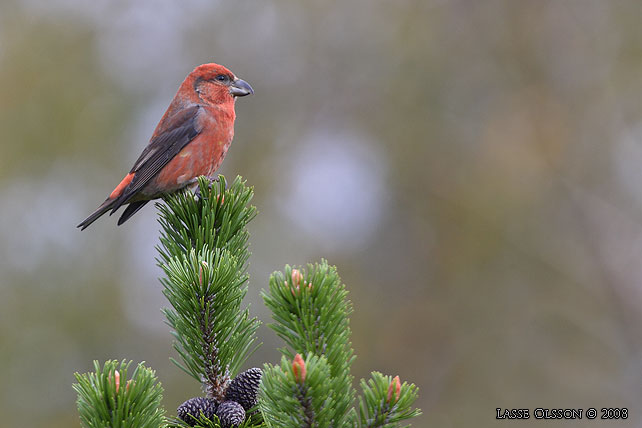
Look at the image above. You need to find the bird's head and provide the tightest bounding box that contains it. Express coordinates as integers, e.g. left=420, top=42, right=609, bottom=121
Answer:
left=190, top=63, right=254, bottom=105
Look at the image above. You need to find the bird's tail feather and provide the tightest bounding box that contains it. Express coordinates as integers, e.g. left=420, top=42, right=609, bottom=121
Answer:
left=117, top=200, right=149, bottom=225
left=78, top=199, right=150, bottom=230
left=77, top=198, right=116, bottom=230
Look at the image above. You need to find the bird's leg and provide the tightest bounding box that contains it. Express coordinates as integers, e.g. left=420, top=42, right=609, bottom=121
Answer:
left=205, top=175, right=220, bottom=186
left=191, top=175, right=220, bottom=199
left=187, top=178, right=202, bottom=198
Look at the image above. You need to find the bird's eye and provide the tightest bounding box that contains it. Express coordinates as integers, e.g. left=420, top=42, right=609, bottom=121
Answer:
left=215, top=74, right=229, bottom=83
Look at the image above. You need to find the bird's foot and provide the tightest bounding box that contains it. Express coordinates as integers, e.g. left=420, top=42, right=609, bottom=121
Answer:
left=192, top=175, right=221, bottom=199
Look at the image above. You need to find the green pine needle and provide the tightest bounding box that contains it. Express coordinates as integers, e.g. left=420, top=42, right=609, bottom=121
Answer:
left=156, top=175, right=260, bottom=400
left=73, top=360, right=165, bottom=428
left=358, top=372, right=421, bottom=428
left=262, top=261, right=356, bottom=426
left=73, top=175, right=421, bottom=428
left=166, top=414, right=220, bottom=428
left=259, top=354, right=336, bottom=428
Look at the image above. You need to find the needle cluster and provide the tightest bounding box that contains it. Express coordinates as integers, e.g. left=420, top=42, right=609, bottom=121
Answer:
left=259, top=262, right=421, bottom=428
left=157, top=176, right=259, bottom=400
left=74, top=360, right=165, bottom=428
left=73, top=175, right=421, bottom=428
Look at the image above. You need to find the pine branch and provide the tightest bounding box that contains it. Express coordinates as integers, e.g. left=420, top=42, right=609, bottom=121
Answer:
left=157, top=176, right=260, bottom=401
left=259, top=353, right=336, bottom=428
left=156, top=176, right=256, bottom=266
left=73, top=175, right=420, bottom=428
left=261, top=262, right=421, bottom=427
left=262, top=261, right=356, bottom=426
left=358, top=373, right=421, bottom=428
left=73, top=360, right=165, bottom=428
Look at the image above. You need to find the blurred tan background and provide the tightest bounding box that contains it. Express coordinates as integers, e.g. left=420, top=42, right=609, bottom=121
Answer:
left=2, top=0, right=642, bottom=427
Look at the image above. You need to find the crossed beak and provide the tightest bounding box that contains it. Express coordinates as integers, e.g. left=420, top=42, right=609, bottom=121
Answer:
left=230, top=78, right=254, bottom=97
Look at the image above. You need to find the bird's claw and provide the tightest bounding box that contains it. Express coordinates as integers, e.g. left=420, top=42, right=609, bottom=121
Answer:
left=192, top=176, right=221, bottom=199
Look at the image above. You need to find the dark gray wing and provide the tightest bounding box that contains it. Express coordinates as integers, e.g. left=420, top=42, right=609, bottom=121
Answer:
left=109, top=105, right=201, bottom=213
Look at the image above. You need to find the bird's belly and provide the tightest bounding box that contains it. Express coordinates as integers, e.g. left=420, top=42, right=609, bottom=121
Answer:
left=142, top=136, right=231, bottom=197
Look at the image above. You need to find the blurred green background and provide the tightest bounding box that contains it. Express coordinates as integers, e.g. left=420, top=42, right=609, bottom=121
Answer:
left=2, top=0, right=642, bottom=427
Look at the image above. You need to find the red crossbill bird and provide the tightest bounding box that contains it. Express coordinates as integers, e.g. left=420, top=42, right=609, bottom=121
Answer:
left=77, top=63, right=253, bottom=230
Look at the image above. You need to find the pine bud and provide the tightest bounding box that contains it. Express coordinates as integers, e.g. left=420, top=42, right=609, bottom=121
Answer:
left=291, top=269, right=303, bottom=286
left=387, top=375, right=401, bottom=403
left=225, top=367, right=263, bottom=411
left=216, top=400, right=245, bottom=428
left=287, top=269, right=312, bottom=295
left=198, top=261, right=208, bottom=285
left=292, top=354, right=306, bottom=383
left=108, top=370, right=121, bottom=393
left=177, top=397, right=218, bottom=426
